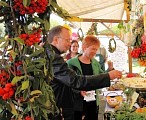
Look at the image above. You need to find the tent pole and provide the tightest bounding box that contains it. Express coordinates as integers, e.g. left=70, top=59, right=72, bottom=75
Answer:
left=128, top=46, right=132, bottom=73
left=67, top=17, right=129, bottom=23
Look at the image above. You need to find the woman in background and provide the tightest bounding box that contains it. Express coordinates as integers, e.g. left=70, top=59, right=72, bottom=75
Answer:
left=65, top=40, right=79, bottom=60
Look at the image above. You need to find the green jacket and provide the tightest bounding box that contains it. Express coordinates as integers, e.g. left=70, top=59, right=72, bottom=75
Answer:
left=67, top=54, right=105, bottom=111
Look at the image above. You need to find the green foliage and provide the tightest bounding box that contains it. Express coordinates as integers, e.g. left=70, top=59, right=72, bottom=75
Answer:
left=99, top=25, right=121, bottom=35
left=86, top=23, right=98, bottom=35
left=107, top=88, right=146, bottom=120
left=110, top=102, right=146, bottom=120
left=0, top=0, right=72, bottom=119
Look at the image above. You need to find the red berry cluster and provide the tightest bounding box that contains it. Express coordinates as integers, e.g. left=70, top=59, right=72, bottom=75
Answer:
left=0, top=70, right=10, bottom=85
left=13, top=0, right=48, bottom=15
left=9, top=55, right=13, bottom=61
left=0, top=83, right=15, bottom=100
left=25, top=116, right=32, bottom=120
left=126, top=73, right=137, bottom=78
left=15, top=96, right=25, bottom=103
left=15, top=61, right=23, bottom=76
left=131, top=47, right=141, bottom=58
left=19, top=29, right=41, bottom=46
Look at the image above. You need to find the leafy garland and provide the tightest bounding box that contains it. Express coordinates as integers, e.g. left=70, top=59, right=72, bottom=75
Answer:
left=108, top=38, right=116, bottom=53
left=86, top=22, right=98, bottom=35
left=0, top=0, right=72, bottom=119
left=77, top=28, right=84, bottom=41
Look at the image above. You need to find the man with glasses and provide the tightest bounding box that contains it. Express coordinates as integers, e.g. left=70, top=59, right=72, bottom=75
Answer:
left=44, top=25, right=122, bottom=120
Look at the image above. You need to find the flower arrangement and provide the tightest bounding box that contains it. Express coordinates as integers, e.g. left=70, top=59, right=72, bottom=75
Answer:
left=0, top=0, right=71, bottom=119
left=130, top=16, right=146, bottom=66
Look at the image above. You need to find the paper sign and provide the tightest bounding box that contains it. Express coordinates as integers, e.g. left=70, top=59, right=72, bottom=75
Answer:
left=130, top=91, right=139, bottom=109
left=84, top=90, right=96, bottom=102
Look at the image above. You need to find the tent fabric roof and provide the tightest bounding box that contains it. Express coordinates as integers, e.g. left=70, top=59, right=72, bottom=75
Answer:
left=57, top=0, right=125, bottom=20
left=56, top=0, right=128, bottom=33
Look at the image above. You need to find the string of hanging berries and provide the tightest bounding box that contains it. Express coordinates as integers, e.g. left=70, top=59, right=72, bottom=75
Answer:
left=0, top=70, right=10, bottom=85
left=13, top=0, right=48, bottom=15
left=0, top=83, right=15, bottom=100
left=24, top=116, right=32, bottom=120
left=19, top=29, right=41, bottom=46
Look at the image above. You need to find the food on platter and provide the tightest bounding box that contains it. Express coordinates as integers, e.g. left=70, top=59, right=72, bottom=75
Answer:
left=108, top=82, right=125, bottom=91
left=120, top=77, right=146, bottom=88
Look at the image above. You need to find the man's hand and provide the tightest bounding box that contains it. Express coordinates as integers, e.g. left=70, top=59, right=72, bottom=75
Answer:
left=108, top=70, right=122, bottom=80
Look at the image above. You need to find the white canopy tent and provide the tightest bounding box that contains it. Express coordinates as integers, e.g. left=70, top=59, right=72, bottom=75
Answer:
left=56, top=0, right=146, bottom=73
left=56, top=0, right=130, bottom=33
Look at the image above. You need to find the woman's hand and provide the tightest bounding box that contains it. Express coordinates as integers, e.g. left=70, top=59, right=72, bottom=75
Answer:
left=81, top=91, right=87, bottom=97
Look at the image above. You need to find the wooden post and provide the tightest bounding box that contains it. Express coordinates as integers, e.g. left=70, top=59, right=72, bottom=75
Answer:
left=128, top=46, right=132, bottom=73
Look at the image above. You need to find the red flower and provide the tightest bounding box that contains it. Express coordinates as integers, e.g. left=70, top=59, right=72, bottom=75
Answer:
left=131, top=47, right=141, bottom=58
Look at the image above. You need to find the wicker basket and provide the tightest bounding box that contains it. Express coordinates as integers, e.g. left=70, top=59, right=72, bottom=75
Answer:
left=106, top=92, right=122, bottom=108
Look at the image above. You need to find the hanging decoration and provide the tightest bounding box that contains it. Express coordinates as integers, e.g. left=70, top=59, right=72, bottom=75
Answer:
left=108, top=38, right=116, bottom=53
left=118, top=21, right=136, bottom=46
left=118, top=1, right=146, bottom=67
left=86, top=22, right=98, bottom=35
left=125, top=0, right=132, bottom=11
left=77, top=28, right=84, bottom=41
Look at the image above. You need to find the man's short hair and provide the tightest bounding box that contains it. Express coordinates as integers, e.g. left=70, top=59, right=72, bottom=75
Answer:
left=47, top=25, right=70, bottom=43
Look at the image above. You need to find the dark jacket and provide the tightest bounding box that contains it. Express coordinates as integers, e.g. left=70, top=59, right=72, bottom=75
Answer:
left=45, top=44, right=110, bottom=109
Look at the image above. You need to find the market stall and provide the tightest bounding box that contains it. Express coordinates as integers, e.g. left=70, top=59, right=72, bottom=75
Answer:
left=102, top=76, right=146, bottom=120
left=56, top=0, right=146, bottom=74
left=0, top=0, right=146, bottom=120
left=56, top=1, right=146, bottom=119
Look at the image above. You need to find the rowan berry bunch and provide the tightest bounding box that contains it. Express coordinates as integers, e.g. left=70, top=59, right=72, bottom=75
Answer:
left=13, top=0, right=48, bottom=15
left=0, top=0, right=65, bottom=119
left=0, top=83, right=15, bottom=100
left=0, top=70, right=10, bottom=85
left=0, top=70, right=15, bottom=100
left=9, top=55, right=13, bottom=61
left=19, top=29, right=41, bottom=46
left=14, top=61, right=23, bottom=76
left=25, top=116, right=32, bottom=120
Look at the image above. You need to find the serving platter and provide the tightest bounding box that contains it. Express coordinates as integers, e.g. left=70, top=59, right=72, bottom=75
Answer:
left=120, top=77, right=146, bottom=88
